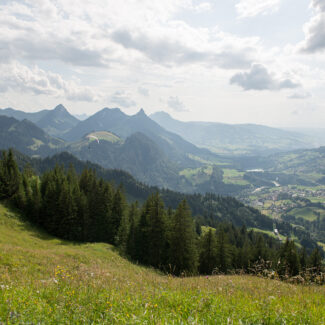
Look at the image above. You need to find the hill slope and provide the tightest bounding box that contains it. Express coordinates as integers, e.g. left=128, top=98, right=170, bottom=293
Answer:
left=0, top=104, right=79, bottom=136
left=0, top=115, right=64, bottom=157
left=35, top=104, right=79, bottom=136
left=63, top=107, right=215, bottom=167
left=151, top=111, right=315, bottom=155
left=0, top=202, right=324, bottom=324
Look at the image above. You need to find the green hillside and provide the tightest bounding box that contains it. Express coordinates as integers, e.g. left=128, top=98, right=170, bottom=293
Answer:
left=86, top=131, right=122, bottom=144
left=0, top=203, right=324, bottom=324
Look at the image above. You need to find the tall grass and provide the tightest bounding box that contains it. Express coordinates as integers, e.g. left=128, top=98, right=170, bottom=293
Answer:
left=0, top=203, right=324, bottom=324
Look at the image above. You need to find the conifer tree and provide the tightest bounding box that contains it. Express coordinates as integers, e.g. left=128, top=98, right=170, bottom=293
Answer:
left=116, top=207, right=130, bottom=255
left=308, top=247, right=322, bottom=273
left=126, top=202, right=139, bottom=259
left=299, top=247, right=307, bottom=271
left=0, top=149, right=21, bottom=199
left=215, top=228, right=229, bottom=273
left=278, top=238, right=300, bottom=277
left=110, top=186, right=127, bottom=244
left=147, top=193, right=168, bottom=269
left=169, top=200, right=198, bottom=275
left=199, top=229, right=218, bottom=274
left=134, top=199, right=151, bottom=264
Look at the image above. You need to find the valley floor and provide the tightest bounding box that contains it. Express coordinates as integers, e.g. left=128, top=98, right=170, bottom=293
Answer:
left=0, top=203, right=324, bottom=324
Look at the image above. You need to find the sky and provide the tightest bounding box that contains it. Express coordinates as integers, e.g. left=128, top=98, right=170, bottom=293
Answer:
left=0, top=0, right=325, bottom=127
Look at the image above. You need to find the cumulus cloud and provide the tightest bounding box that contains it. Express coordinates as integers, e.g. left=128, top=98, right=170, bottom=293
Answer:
left=236, top=0, right=281, bottom=18
left=288, top=91, right=312, bottom=99
left=138, top=87, right=150, bottom=97
left=110, top=91, right=136, bottom=108
left=167, top=96, right=188, bottom=112
left=193, top=2, right=213, bottom=13
left=0, top=61, right=100, bottom=101
left=230, top=64, right=300, bottom=91
left=300, top=0, right=325, bottom=53
left=112, top=28, right=254, bottom=69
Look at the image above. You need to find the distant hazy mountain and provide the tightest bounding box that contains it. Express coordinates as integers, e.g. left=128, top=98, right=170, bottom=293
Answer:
left=0, top=104, right=79, bottom=137
left=36, top=104, right=79, bottom=136
left=283, top=127, right=325, bottom=147
left=74, top=113, right=89, bottom=120
left=150, top=111, right=315, bottom=156
left=0, top=107, right=49, bottom=123
left=63, top=107, right=214, bottom=167
left=0, top=115, right=64, bottom=157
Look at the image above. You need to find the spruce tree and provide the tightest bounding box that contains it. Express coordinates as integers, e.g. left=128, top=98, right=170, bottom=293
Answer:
left=0, top=149, right=21, bottom=199
left=126, top=202, right=139, bottom=259
left=199, top=229, right=218, bottom=274
left=147, top=193, right=168, bottom=269
left=308, top=247, right=322, bottom=273
left=134, top=200, right=151, bottom=264
left=169, top=200, right=198, bottom=275
left=110, top=186, right=127, bottom=244
left=215, top=228, right=229, bottom=273
left=116, top=208, right=130, bottom=255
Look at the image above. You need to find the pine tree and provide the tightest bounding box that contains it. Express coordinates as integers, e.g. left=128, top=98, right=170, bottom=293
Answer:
left=147, top=193, right=168, bottom=269
left=299, top=248, right=307, bottom=271
left=199, top=229, right=218, bottom=274
left=110, top=186, right=127, bottom=244
left=116, top=208, right=130, bottom=255
left=215, top=228, right=229, bottom=273
left=308, top=247, right=322, bottom=273
left=134, top=200, right=151, bottom=264
left=0, top=149, right=21, bottom=199
left=169, top=200, right=198, bottom=275
left=277, top=238, right=300, bottom=277
left=126, top=202, right=139, bottom=259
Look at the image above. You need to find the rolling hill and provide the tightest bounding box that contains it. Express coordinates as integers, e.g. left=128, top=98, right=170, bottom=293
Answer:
left=150, top=111, right=315, bottom=156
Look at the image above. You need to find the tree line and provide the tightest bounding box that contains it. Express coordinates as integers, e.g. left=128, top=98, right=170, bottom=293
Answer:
left=0, top=149, right=323, bottom=280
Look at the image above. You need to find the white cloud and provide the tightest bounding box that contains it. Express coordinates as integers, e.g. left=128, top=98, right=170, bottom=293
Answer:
left=0, top=61, right=100, bottom=102
left=230, top=64, right=300, bottom=91
left=111, top=27, right=257, bottom=69
left=138, top=87, right=150, bottom=97
left=167, top=96, right=188, bottom=112
left=288, top=91, right=312, bottom=99
left=236, top=0, right=282, bottom=18
left=110, top=91, right=136, bottom=108
left=193, top=2, right=212, bottom=13
left=300, top=0, right=325, bottom=53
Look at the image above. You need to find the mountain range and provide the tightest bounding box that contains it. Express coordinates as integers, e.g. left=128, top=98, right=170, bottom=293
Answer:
left=0, top=104, right=79, bottom=137
left=0, top=104, right=322, bottom=193
left=150, top=111, right=316, bottom=156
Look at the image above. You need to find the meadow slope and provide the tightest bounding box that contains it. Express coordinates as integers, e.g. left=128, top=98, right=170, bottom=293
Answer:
left=0, top=203, right=324, bottom=324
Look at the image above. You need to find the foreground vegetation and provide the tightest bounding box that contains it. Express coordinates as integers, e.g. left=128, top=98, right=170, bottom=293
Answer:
left=1, top=203, right=325, bottom=324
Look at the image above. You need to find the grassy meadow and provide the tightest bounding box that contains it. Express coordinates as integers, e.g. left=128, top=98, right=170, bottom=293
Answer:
left=1, top=203, right=325, bottom=324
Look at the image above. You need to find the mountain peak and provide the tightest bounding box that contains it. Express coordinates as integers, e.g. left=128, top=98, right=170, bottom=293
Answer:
left=54, top=104, right=67, bottom=112
left=151, top=111, right=172, bottom=118
left=135, top=108, right=146, bottom=117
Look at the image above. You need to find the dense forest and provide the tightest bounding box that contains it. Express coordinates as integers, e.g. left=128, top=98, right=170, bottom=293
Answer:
left=10, top=150, right=319, bottom=252
left=0, top=149, right=323, bottom=281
